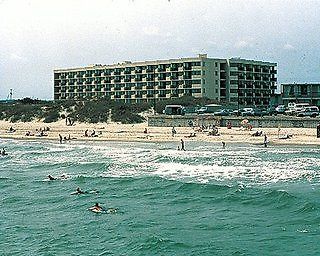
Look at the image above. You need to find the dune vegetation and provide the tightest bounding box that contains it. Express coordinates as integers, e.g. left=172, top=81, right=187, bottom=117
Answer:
left=0, top=96, right=216, bottom=124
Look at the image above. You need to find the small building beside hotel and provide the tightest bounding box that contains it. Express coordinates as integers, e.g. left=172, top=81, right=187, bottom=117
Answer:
left=282, top=83, right=320, bottom=106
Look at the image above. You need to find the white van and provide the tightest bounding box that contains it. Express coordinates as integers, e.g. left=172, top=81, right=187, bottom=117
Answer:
left=287, top=102, right=296, bottom=109
left=286, top=102, right=309, bottom=115
left=294, top=103, right=310, bottom=112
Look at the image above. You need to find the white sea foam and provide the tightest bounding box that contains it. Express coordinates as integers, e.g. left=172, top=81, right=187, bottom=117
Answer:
left=5, top=140, right=319, bottom=185
left=94, top=144, right=320, bottom=185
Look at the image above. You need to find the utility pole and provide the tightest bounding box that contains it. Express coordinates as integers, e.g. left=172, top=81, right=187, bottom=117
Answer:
left=7, top=89, right=13, bottom=101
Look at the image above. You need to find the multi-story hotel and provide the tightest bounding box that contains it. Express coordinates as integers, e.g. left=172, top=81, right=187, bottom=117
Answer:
left=282, top=83, right=320, bottom=106
left=54, top=54, right=277, bottom=106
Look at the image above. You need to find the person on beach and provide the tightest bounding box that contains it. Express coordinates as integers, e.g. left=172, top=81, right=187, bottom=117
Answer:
left=84, top=130, right=88, bottom=137
left=59, top=134, right=63, bottom=144
left=186, top=132, right=196, bottom=138
left=9, top=127, right=16, bottom=133
left=172, top=127, right=177, bottom=137
left=264, top=134, right=268, bottom=147
left=222, top=142, right=226, bottom=148
left=252, top=131, right=263, bottom=137
left=180, top=139, right=185, bottom=151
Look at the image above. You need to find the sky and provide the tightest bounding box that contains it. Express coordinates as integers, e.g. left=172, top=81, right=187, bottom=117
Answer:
left=1, top=0, right=320, bottom=99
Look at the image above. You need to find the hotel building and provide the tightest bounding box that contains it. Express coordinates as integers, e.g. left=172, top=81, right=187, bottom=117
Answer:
left=54, top=54, right=277, bottom=106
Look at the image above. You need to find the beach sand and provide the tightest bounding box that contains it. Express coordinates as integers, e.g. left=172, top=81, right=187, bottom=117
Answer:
left=0, top=119, right=319, bottom=146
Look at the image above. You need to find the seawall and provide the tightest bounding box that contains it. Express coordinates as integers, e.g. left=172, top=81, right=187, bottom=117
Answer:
left=148, top=114, right=320, bottom=128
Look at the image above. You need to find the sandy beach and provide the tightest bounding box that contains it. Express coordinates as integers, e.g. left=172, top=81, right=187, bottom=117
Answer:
left=0, top=118, right=320, bottom=146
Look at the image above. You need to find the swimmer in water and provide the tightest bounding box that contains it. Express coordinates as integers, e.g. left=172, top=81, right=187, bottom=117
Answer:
left=48, top=175, right=56, bottom=181
left=1, top=148, right=7, bottom=156
left=75, top=187, right=85, bottom=194
left=89, top=203, right=103, bottom=212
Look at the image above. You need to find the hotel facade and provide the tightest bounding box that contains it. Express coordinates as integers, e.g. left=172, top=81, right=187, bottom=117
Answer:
left=54, top=54, right=277, bottom=106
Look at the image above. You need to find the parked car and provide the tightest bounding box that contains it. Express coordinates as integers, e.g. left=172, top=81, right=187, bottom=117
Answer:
left=294, top=103, right=310, bottom=112
left=214, top=109, right=231, bottom=116
left=241, top=108, right=255, bottom=116
left=275, top=105, right=286, bottom=114
left=285, top=108, right=296, bottom=116
left=232, top=109, right=241, bottom=116
left=253, top=108, right=268, bottom=117
left=266, top=106, right=277, bottom=116
left=285, top=103, right=310, bottom=116
left=296, top=106, right=319, bottom=117
left=288, top=102, right=296, bottom=109
left=196, top=104, right=222, bottom=114
left=163, top=105, right=185, bottom=115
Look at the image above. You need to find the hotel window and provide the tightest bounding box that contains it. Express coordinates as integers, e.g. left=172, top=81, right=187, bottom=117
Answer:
left=301, top=86, right=307, bottom=96
left=289, top=86, right=294, bottom=96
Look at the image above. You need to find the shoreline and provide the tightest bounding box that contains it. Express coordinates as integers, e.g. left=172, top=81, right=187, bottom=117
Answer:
left=1, top=120, right=320, bottom=146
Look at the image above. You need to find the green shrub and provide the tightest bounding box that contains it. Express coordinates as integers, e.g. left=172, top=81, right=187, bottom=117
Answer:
left=111, top=103, right=146, bottom=124
left=43, top=111, right=60, bottom=123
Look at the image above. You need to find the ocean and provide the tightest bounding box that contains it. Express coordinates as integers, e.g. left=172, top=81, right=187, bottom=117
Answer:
left=1, top=139, right=320, bottom=255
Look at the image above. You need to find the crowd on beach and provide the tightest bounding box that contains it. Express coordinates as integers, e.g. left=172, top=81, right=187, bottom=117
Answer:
left=25, top=127, right=50, bottom=137
left=1, top=116, right=318, bottom=150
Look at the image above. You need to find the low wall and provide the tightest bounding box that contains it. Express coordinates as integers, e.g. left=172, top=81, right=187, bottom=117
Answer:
left=148, top=114, right=320, bottom=128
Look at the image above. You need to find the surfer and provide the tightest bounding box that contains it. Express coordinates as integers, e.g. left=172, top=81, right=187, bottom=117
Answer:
left=1, top=148, right=7, bottom=156
left=48, top=175, right=56, bottom=181
left=73, top=187, right=86, bottom=195
left=222, top=141, right=226, bottom=148
left=89, top=203, right=103, bottom=212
